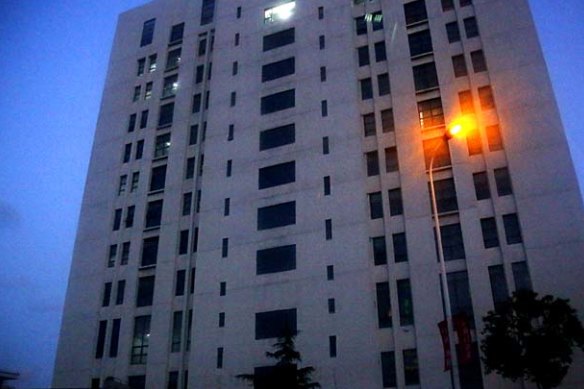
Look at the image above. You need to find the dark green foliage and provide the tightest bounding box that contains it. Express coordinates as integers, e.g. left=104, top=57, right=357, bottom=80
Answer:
left=481, top=290, right=584, bottom=389
left=237, top=331, right=321, bottom=389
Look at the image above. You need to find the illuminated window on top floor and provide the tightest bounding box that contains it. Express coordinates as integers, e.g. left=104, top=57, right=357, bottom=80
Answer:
left=264, top=1, right=296, bottom=24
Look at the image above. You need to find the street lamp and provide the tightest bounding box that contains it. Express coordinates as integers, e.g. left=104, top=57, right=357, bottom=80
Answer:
left=428, top=117, right=472, bottom=389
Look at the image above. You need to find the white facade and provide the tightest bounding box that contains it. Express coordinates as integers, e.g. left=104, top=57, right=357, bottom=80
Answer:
left=54, top=1, right=584, bottom=388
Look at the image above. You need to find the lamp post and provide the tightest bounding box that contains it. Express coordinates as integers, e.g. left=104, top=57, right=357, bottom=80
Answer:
left=428, top=121, right=467, bottom=389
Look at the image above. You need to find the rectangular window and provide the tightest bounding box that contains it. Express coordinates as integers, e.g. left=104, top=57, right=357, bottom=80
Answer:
left=446, top=22, right=461, bottom=43
left=141, top=236, right=159, bottom=267
left=257, top=202, right=296, bottom=230
left=102, top=282, right=112, bottom=307
left=185, top=157, right=195, bottom=179
left=217, top=347, right=224, bottom=368
left=320, top=66, right=327, bottom=82
left=127, top=376, right=145, bottom=389
left=321, top=100, right=328, bottom=117
left=361, top=114, right=376, bottom=137
left=459, top=90, right=474, bottom=114
left=226, top=160, right=232, bottom=177
left=232, top=61, right=238, bottom=75
left=149, top=165, right=167, bottom=192
left=136, top=276, right=155, bottom=307
left=139, top=110, right=148, bottom=129
left=224, top=198, right=230, bottom=216
left=512, top=262, right=532, bottom=291
left=137, top=59, right=145, bottom=76
left=261, top=89, right=295, bottom=114
left=125, top=206, right=135, bottom=228
left=135, top=140, right=144, bottom=160
left=171, top=311, right=183, bottom=353
left=471, top=50, right=487, bottom=72
left=372, top=236, right=387, bottom=265
left=327, top=265, right=334, bottom=280
left=260, top=123, right=295, bottom=150
left=467, top=131, right=483, bottom=156
left=109, top=318, right=121, bottom=357
left=219, top=312, right=225, bottom=327
left=227, top=124, right=234, bottom=141
left=158, top=102, right=175, bottom=127
left=262, top=57, right=295, bottom=82
left=381, top=351, right=397, bottom=388
left=166, top=48, right=181, bottom=70
left=328, top=298, right=335, bottom=314
left=403, top=349, right=420, bottom=385
left=323, top=137, right=329, bottom=154
left=355, top=16, right=367, bottom=35
left=318, top=6, right=324, bottom=19
left=319, top=35, right=325, bottom=50
left=169, top=23, right=184, bottom=44
left=175, top=270, right=186, bottom=297
left=200, top=0, right=216, bottom=25
left=325, top=219, right=332, bottom=240
left=128, top=114, right=137, bottom=132
left=259, top=161, right=295, bottom=189
left=234, top=33, right=240, bottom=46
left=423, top=137, right=451, bottom=169
left=131, top=315, right=151, bottom=364
left=123, top=143, right=132, bottom=163
left=366, top=151, right=380, bottom=177
left=115, top=280, right=125, bottom=305
left=168, top=372, right=179, bottom=389
left=368, top=192, right=383, bottom=219
left=432, top=178, right=458, bottom=213
left=179, top=230, right=189, bottom=255
left=408, top=29, right=433, bottom=57
left=387, top=188, right=404, bottom=216
left=374, top=41, right=387, bottom=62
left=230, top=92, right=236, bottom=107
left=129, top=172, right=139, bottom=193
left=378, top=73, right=390, bottom=96
left=255, top=308, right=297, bottom=339
left=257, top=244, right=296, bottom=275
left=95, top=320, right=107, bottom=359
left=393, top=233, right=408, bottom=263
left=118, top=175, right=127, bottom=196
left=192, top=93, right=202, bottom=114
left=329, top=336, right=337, bottom=357
left=480, top=218, right=500, bottom=248
left=418, top=98, right=444, bottom=129
left=397, top=279, right=414, bottom=326
left=357, top=46, right=370, bottom=67
left=108, top=244, right=117, bottom=267
left=221, top=238, right=229, bottom=258
left=440, top=223, right=466, bottom=260
left=360, top=78, right=373, bottom=100
left=140, top=19, right=156, bottom=47
left=479, top=86, right=495, bottom=110
left=371, top=11, right=383, bottom=30
left=263, top=28, right=295, bottom=51
left=144, top=82, right=153, bottom=100
left=381, top=109, right=394, bottom=133
left=486, top=124, right=503, bottom=151
left=376, top=282, right=392, bottom=328
left=464, top=17, right=479, bottom=38
left=404, top=0, right=427, bottom=25
left=488, top=265, right=509, bottom=311
left=452, top=54, right=468, bottom=77
left=494, top=167, right=513, bottom=196
left=503, top=214, right=522, bottom=244
left=113, top=209, right=122, bottom=231
left=447, top=271, right=475, bottom=324
left=148, top=54, right=157, bottom=72
left=473, top=172, right=491, bottom=200
left=182, top=192, right=192, bottom=216
left=145, top=200, right=163, bottom=228
left=121, top=242, right=130, bottom=265
left=413, top=62, right=439, bottom=91
left=385, top=147, right=399, bottom=172
left=154, top=133, right=171, bottom=159
left=323, top=176, right=331, bottom=196
left=162, top=75, right=178, bottom=98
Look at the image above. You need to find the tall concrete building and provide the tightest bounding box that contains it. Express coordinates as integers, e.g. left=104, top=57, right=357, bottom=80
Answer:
left=54, top=0, right=584, bottom=388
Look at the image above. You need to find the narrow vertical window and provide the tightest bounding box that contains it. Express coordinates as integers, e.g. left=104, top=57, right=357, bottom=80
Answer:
left=323, top=176, right=331, bottom=196
left=322, top=137, right=330, bottom=155
left=171, top=311, right=183, bottom=352
left=220, top=281, right=226, bottom=296
left=503, top=214, right=522, bottom=244
left=115, top=280, right=125, bottom=305
left=179, top=230, right=189, bottom=255
left=222, top=238, right=229, bottom=258
left=102, top=282, right=112, bottom=307
left=140, top=19, right=156, bottom=47
left=109, top=318, right=121, bottom=357
left=329, top=336, right=337, bottom=357
left=403, top=349, right=420, bottom=385
left=366, top=151, right=380, bottom=176
left=224, top=198, right=230, bottom=216
left=325, top=219, right=332, bottom=240
left=217, top=347, right=224, bottom=368
left=372, top=237, right=387, bottom=266
left=319, top=35, right=325, bottom=50
left=368, top=192, right=383, bottom=219
left=327, top=265, right=334, bottom=280
left=480, top=218, right=500, bottom=248
left=397, top=279, right=414, bottom=326
left=376, top=282, right=392, bottom=328
left=321, top=100, right=328, bottom=117
left=95, top=320, right=107, bottom=359
left=318, top=6, right=324, bottom=19
left=175, top=270, right=186, bottom=296
left=488, top=265, right=509, bottom=311
left=328, top=298, right=336, bottom=313
left=387, top=188, right=404, bottom=216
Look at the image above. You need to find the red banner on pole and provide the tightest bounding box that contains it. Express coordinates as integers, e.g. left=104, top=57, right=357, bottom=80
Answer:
left=438, top=320, right=452, bottom=371
left=453, top=315, right=473, bottom=365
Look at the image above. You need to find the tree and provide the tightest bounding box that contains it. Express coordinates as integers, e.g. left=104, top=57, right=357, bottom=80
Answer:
left=237, top=331, right=321, bottom=389
left=481, top=290, right=584, bottom=389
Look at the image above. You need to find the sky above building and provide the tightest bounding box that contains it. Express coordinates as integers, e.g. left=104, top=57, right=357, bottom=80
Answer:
left=0, top=1, right=582, bottom=387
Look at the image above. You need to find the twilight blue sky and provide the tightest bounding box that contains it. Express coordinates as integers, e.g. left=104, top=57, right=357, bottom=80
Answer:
left=0, top=1, right=582, bottom=387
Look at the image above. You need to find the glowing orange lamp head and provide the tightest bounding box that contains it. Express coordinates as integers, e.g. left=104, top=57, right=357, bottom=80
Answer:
left=445, top=115, right=476, bottom=139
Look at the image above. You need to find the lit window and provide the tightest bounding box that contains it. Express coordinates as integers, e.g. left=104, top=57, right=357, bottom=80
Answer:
left=264, top=1, right=296, bottom=23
